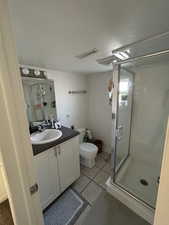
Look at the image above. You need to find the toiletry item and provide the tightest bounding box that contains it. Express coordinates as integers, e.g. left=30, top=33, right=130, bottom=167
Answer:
left=43, top=102, right=47, bottom=106
left=83, top=129, right=89, bottom=142
left=87, top=129, right=92, bottom=139
left=57, top=121, right=62, bottom=128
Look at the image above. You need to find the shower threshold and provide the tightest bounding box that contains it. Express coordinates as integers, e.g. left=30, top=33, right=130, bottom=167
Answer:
left=106, top=177, right=154, bottom=224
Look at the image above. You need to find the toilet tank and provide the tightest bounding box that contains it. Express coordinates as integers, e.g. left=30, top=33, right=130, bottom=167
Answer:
left=77, top=128, right=85, bottom=143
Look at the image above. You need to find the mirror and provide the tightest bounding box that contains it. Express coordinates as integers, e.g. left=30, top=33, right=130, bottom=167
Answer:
left=22, top=78, right=57, bottom=123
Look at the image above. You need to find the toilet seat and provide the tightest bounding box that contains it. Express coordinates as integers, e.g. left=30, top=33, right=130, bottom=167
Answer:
left=80, top=142, right=98, bottom=159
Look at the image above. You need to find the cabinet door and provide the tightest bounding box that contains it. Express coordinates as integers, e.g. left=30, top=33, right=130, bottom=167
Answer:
left=58, top=136, right=80, bottom=192
left=72, top=136, right=80, bottom=180
left=48, top=148, right=60, bottom=201
left=34, top=147, right=60, bottom=210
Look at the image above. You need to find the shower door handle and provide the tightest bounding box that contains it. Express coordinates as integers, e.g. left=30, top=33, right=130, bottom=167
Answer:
left=116, top=125, right=124, bottom=141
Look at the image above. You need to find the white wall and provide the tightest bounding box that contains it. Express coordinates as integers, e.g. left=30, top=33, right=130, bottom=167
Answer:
left=47, top=70, right=88, bottom=128
left=87, top=72, right=112, bottom=153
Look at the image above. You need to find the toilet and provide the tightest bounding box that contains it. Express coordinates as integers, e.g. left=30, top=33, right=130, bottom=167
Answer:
left=77, top=128, right=98, bottom=168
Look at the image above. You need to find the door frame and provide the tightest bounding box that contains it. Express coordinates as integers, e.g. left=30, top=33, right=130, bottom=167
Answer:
left=1, top=0, right=169, bottom=224
left=154, top=117, right=169, bottom=225
left=0, top=1, right=44, bottom=225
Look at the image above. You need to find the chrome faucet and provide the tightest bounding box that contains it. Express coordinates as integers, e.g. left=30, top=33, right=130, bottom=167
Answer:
left=51, top=118, right=56, bottom=129
left=49, top=115, right=55, bottom=129
left=37, top=125, right=45, bottom=132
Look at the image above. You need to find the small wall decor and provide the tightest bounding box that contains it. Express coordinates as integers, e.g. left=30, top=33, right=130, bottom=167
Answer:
left=108, top=78, right=114, bottom=105
left=20, top=67, right=47, bottom=79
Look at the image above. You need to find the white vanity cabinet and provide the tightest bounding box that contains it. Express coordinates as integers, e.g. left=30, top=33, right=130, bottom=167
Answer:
left=34, top=148, right=60, bottom=209
left=34, top=136, right=80, bottom=210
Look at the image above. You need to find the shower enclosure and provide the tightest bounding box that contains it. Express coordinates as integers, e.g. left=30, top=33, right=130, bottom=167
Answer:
left=99, top=32, right=169, bottom=224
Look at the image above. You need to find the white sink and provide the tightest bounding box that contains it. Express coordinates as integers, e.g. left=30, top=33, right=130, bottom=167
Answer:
left=31, top=129, right=62, bottom=145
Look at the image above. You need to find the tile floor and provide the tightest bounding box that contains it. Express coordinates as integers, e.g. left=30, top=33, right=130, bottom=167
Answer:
left=72, top=153, right=149, bottom=225
left=72, top=152, right=112, bottom=206
left=79, top=191, right=150, bottom=225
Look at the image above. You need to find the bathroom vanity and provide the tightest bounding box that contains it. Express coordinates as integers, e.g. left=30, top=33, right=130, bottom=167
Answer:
left=32, top=126, right=80, bottom=210
left=22, top=76, right=80, bottom=210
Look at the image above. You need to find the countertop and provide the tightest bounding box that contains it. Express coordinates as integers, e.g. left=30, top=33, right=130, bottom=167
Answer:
left=32, top=126, right=79, bottom=156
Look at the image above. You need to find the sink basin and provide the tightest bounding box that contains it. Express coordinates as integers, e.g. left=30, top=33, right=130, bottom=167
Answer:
left=31, top=129, right=62, bottom=145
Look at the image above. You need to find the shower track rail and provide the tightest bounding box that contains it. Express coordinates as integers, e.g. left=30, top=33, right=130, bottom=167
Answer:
left=97, top=30, right=169, bottom=65
left=97, top=48, right=169, bottom=65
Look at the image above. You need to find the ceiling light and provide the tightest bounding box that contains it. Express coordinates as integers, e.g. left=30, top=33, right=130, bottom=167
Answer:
left=119, top=51, right=130, bottom=59
left=126, top=49, right=131, bottom=54
left=114, top=52, right=125, bottom=60
left=114, top=51, right=130, bottom=60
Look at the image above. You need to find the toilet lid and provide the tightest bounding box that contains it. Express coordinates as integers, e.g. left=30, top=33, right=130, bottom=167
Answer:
left=80, top=143, right=98, bottom=153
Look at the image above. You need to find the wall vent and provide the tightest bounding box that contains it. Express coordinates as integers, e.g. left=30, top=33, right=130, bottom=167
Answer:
left=75, top=48, right=98, bottom=59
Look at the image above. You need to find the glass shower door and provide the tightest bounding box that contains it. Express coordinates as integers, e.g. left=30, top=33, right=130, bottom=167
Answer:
left=114, top=68, right=133, bottom=171
left=113, top=57, right=169, bottom=209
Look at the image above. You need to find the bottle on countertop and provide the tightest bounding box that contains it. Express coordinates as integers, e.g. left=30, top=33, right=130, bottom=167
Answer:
left=83, top=129, right=90, bottom=142
left=71, top=125, right=74, bottom=130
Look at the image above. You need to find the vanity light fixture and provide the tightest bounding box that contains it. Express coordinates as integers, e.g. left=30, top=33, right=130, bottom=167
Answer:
left=22, top=67, right=29, bottom=75
left=34, top=69, right=40, bottom=76
left=44, top=71, right=47, bottom=77
left=20, top=67, right=47, bottom=79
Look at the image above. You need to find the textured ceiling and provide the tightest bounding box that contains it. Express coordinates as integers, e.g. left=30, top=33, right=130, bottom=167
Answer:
left=8, top=0, right=169, bottom=74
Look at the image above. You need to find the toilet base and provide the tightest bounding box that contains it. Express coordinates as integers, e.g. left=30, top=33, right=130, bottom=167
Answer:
left=80, top=155, right=95, bottom=168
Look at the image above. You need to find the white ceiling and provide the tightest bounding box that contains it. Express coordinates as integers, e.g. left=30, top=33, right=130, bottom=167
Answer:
left=8, top=0, right=169, bottom=74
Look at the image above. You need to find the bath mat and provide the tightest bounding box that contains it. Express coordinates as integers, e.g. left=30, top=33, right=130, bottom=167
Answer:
left=44, top=188, right=88, bottom=225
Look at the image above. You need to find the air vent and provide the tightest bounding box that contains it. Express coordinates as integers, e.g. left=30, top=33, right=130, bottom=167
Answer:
left=75, top=48, right=98, bottom=59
